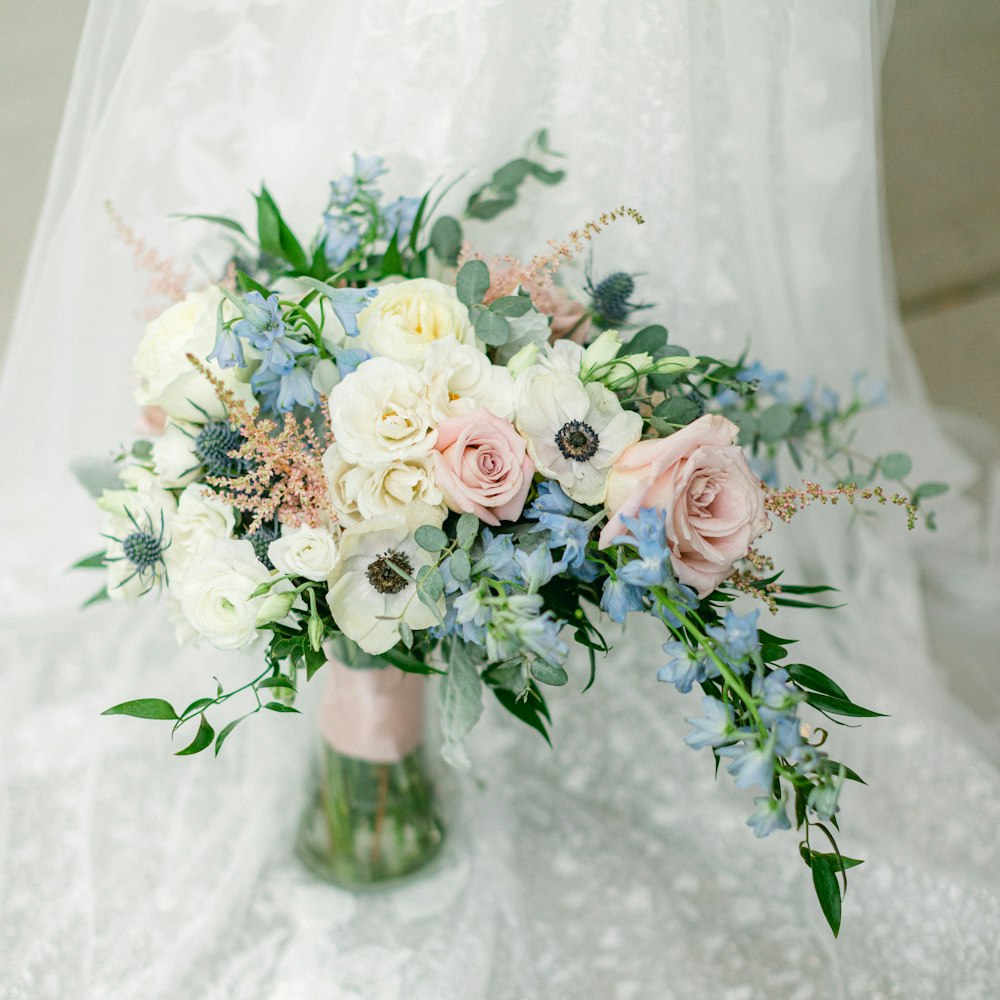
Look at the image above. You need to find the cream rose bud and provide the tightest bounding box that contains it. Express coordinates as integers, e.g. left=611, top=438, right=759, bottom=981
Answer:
left=355, top=278, right=476, bottom=364
left=327, top=357, right=436, bottom=466
left=423, top=337, right=514, bottom=421
left=179, top=538, right=291, bottom=650
left=599, top=414, right=771, bottom=597
left=132, top=286, right=257, bottom=423
left=432, top=409, right=534, bottom=526
left=267, top=524, right=340, bottom=582
left=326, top=503, right=446, bottom=655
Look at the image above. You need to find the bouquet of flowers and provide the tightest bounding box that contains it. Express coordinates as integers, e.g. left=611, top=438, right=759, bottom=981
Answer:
left=80, top=137, right=945, bottom=932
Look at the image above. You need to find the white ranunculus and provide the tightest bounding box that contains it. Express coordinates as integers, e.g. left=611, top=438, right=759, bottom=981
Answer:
left=354, top=456, right=444, bottom=519
left=323, top=445, right=363, bottom=525
left=178, top=538, right=290, bottom=651
left=327, top=357, right=436, bottom=466
left=132, top=286, right=257, bottom=423
left=268, top=524, right=340, bottom=582
left=326, top=503, right=445, bottom=654
left=167, top=484, right=236, bottom=583
left=514, top=366, right=643, bottom=505
left=152, top=419, right=200, bottom=488
left=98, top=471, right=178, bottom=601
left=422, top=337, right=514, bottom=422
left=355, top=278, right=476, bottom=364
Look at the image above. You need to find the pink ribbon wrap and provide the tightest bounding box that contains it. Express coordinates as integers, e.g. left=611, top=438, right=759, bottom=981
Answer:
left=319, top=653, right=426, bottom=763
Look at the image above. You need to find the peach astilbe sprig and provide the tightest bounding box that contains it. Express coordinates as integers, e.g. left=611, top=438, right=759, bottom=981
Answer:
left=459, top=205, right=645, bottom=289
left=765, top=481, right=918, bottom=530
left=185, top=355, right=336, bottom=533
left=106, top=201, right=190, bottom=308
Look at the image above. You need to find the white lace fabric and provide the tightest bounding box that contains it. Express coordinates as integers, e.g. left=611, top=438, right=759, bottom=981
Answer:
left=2, top=2, right=998, bottom=997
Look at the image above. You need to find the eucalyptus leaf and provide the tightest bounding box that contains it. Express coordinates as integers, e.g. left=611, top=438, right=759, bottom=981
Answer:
left=490, top=295, right=533, bottom=318
left=70, top=457, right=123, bottom=498
left=456, top=512, right=479, bottom=551
left=416, top=564, right=445, bottom=607
left=429, top=215, right=462, bottom=264
left=654, top=397, right=701, bottom=426
left=450, top=548, right=472, bottom=583
left=456, top=259, right=491, bottom=306
left=881, top=452, right=912, bottom=480
left=912, top=481, right=949, bottom=503
left=439, top=643, right=484, bottom=768
left=531, top=660, right=569, bottom=686
left=474, top=308, right=511, bottom=347
left=758, top=404, right=795, bottom=443
left=414, top=524, right=449, bottom=552
left=622, top=324, right=668, bottom=357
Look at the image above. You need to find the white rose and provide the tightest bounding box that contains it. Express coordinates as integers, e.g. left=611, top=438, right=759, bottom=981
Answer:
left=327, top=357, right=435, bottom=466
left=167, top=484, right=236, bottom=582
left=326, top=503, right=445, bottom=654
left=323, top=445, right=363, bottom=524
left=179, top=539, right=290, bottom=651
left=268, top=524, right=340, bottom=582
left=132, top=286, right=256, bottom=422
left=355, top=278, right=476, bottom=364
left=422, top=337, right=514, bottom=421
left=152, top=419, right=200, bottom=488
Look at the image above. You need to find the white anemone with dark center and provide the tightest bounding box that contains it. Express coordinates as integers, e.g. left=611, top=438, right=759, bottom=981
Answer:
left=514, top=367, right=643, bottom=505
left=326, top=503, right=445, bottom=654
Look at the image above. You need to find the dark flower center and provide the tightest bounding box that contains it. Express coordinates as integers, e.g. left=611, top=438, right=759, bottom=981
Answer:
left=194, top=422, right=246, bottom=478
left=555, top=420, right=600, bottom=462
left=122, top=530, right=164, bottom=570
left=366, top=549, right=413, bottom=595
left=247, top=523, right=280, bottom=569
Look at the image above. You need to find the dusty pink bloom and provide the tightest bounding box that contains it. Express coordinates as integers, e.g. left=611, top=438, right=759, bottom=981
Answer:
left=599, top=414, right=770, bottom=597
left=432, top=408, right=534, bottom=526
left=134, top=406, right=168, bottom=437
left=106, top=201, right=189, bottom=309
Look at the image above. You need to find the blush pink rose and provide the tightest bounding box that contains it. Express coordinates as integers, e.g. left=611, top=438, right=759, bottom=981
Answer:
left=432, top=409, right=534, bottom=526
left=599, top=414, right=770, bottom=597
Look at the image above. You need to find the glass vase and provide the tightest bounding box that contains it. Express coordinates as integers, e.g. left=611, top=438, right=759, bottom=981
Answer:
left=295, top=643, right=444, bottom=889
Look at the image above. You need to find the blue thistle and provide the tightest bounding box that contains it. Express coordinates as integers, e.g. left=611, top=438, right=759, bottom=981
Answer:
left=194, top=422, right=246, bottom=478
left=587, top=271, right=642, bottom=324
left=247, top=523, right=280, bottom=569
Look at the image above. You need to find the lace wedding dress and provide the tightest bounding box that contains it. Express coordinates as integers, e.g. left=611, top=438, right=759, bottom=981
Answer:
left=2, top=2, right=998, bottom=997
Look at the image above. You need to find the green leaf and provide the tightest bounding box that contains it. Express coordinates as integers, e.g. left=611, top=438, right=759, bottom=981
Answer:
left=439, top=643, right=484, bottom=768
left=622, top=324, right=668, bottom=357
left=131, top=439, right=153, bottom=462
left=414, top=524, right=449, bottom=552
left=255, top=186, right=308, bottom=271
left=82, top=586, right=110, bottom=608
left=179, top=697, right=216, bottom=719
left=214, top=713, right=250, bottom=756
left=456, top=512, right=479, bottom=551
left=881, top=452, right=912, bottom=480
left=800, top=846, right=865, bottom=871
left=379, top=646, right=445, bottom=675
left=785, top=663, right=849, bottom=702
left=490, top=295, right=533, bottom=318
left=407, top=190, right=431, bottom=253
left=456, top=259, right=491, bottom=306
left=725, top=409, right=759, bottom=443
left=811, top=854, right=843, bottom=937
left=450, top=548, right=472, bottom=583
left=491, top=684, right=551, bottom=746
left=466, top=192, right=517, bottom=220
left=415, top=564, right=445, bottom=609
left=805, top=692, right=887, bottom=718
left=824, top=758, right=867, bottom=784
left=381, top=229, right=405, bottom=277
left=72, top=550, right=106, bottom=570
left=175, top=714, right=214, bottom=755
left=654, top=396, right=701, bottom=426
left=473, top=308, right=511, bottom=347
left=912, top=481, right=949, bottom=503
left=264, top=701, right=300, bottom=713
left=103, top=698, right=178, bottom=720
left=258, top=675, right=296, bottom=692
left=399, top=621, right=414, bottom=648
left=429, top=215, right=463, bottom=264
left=758, top=404, right=795, bottom=443
left=172, top=212, right=249, bottom=237
left=235, top=269, right=272, bottom=297
left=531, top=660, right=569, bottom=686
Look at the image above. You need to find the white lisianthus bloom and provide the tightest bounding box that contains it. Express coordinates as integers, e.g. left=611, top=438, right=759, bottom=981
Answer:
left=423, top=337, right=514, bottom=421
left=97, top=471, right=178, bottom=601
left=152, top=419, right=201, bottom=488
left=132, top=286, right=257, bottom=423
left=167, top=484, right=236, bottom=583
left=327, top=357, right=436, bottom=466
left=514, top=367, right=643, bottom=505
left=326, top=503, right=445, bottom=654
left=268, top=524, right=340, bottom=582
left=355, top=278, right=476, bottom=364
left=178, top=538, right=291, bottom=651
